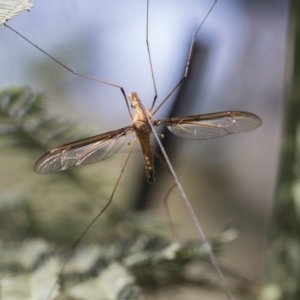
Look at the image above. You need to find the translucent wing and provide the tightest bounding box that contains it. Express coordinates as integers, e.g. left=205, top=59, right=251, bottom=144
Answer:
left=34, top=126, right=134, bottom=174
left=155, top=111, right=261, bottom=139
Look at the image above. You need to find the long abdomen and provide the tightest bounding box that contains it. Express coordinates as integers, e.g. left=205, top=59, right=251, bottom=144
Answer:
left=136, top=133, right=155, bottom=184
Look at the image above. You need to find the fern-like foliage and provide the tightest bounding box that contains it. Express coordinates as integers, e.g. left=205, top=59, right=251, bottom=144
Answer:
left=0, top=86, right=76, bottom=150
left=0, top=87, right=253, bottom=299
left=0, top=0, right=34, bottom=24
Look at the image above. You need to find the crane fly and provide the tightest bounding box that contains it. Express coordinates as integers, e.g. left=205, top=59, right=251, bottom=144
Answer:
left=3, top=0, right=262, bottom=299
left=34, top=92, right=261, bottom=183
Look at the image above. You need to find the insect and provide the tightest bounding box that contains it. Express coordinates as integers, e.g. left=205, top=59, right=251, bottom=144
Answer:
left=34, top=92, right=261, bottom=184
left=2, top=1, right=262, bottom=299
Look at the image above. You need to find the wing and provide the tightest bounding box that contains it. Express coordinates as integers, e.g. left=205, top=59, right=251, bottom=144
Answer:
left=154, top=111, right=261, bottom=139
left=34, top=126, right=134, bottom=174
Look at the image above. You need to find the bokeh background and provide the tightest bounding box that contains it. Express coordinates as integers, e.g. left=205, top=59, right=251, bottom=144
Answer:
left=0, top=0, right=289, bottom=299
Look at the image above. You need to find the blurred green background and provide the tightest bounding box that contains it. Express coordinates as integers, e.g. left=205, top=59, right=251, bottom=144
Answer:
left=0, top=0, right=294, bottom=299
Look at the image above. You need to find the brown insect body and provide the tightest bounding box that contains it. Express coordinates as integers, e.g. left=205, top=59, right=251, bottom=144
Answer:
left=130, top=92, right=155, bottom=184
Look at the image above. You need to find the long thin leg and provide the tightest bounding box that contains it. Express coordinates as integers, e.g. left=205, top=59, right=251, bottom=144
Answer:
left=152, top=0, right=218, bottom=115
left=137, top=97, right=235, bottom=300
left=4, top=23, right=133, bottom=118
left=146, top=0, right=158, bottom=110
left=46, top=137, right=137, bottom=300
